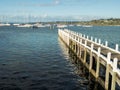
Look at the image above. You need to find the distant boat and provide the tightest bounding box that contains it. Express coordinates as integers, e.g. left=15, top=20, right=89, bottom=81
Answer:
left=44, top=24, right=51, bottom=27
left=82, top=25, right=93, bottom=27
left=13, top=24, right=20, bottom=26
left=33, top=23, right=46, bottom=28
left=69, top=24, right=74, bottom=27
left=17, top=24, right=33, bottom=28
left=0, top=23, right=11, bottom=26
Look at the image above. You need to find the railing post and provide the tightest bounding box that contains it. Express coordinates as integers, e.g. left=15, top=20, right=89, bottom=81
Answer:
left=77, top=40, right=80, bottom=55
left=95, top=38, right=97, bottom=43
left=89, top=43, right=94, bottom=71
left=105, top=41, right=108, bottom=47
left=98, top=39, right=101, bottom=45
left=113, top=58, right=118, bottom=72
left=79, top=39, right=82, bottom=58
left=87, top=36, right=89, bottom=39
left=78, top=36, right=81, bottom=54
left=84, top=40, right=87, bottom=63
left=74, top=40, right=76, bottom=53
left=105, top=52, right=111, bottom=90
left=83, top=34, right=85, bottom=38
left=115, top=44, right=119, bottom=51
left=77, top=36, right=80, bottom=55
left=91, top=36, right=93, bottom=41
left=111, top=58, right=118, bottom=90
left=96, top=47, right=101, bottom=78
left=67, top=30, right=70, bottom=46
left=80, top=34, right=82, bottom=37
left=74, top=34, right=77, bottom=53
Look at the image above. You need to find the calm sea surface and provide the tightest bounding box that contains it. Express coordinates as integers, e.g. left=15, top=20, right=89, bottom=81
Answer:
left=0, top=26, right=120, bottom=90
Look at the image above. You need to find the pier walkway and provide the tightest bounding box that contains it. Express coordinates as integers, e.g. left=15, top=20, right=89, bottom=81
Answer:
left=58, top=29, right=120, bottom=90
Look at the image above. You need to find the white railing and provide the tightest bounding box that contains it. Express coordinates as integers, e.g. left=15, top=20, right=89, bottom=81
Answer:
left=58, top=29, right=120, bottom=90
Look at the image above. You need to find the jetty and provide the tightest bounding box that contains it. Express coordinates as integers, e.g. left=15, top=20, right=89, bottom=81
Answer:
left=58, top=29, right=120, bottom=90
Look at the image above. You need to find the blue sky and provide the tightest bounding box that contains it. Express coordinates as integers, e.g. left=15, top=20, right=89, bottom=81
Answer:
left=0, top=0, right=120, bottom=22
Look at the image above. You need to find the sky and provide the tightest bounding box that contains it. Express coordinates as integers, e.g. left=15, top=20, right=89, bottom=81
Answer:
left=0, top=0, right=120, bottom=22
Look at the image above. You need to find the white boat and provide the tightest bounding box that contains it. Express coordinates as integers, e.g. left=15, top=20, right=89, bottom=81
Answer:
left=44, top=24, right=51, bottom=27
left=17, top=24, right=33, bottom=27
left=13, top=24, right=20, bottom=26
left=82, top=25, right=93, bottom=27
left=33, top=23, right=46, bottom=28
left=69, top=24, right=74, bottom=27
left=0, top=23, right=11, bottom=26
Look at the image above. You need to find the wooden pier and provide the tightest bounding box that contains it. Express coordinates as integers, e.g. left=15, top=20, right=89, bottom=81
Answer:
left=58, top=29, right=120, bottom=90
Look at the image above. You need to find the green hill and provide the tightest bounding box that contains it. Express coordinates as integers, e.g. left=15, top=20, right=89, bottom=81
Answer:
left=51, top=18, right=120, bottom=26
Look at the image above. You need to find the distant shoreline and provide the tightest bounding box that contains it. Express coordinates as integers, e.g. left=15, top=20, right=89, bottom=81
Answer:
left=53, top=18, right=120, bottom=26
left=1, top=18, right=120, bottom=26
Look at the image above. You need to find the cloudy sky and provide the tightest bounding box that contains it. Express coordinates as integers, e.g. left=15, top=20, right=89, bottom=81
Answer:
left=0, top=0, right=120, bottom=22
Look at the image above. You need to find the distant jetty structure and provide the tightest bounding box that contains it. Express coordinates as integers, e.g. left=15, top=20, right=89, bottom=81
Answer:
left=58, top=29, right=120, bottom=90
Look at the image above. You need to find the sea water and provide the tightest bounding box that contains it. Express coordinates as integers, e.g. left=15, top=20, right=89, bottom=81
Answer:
left=0, top=26, right=120, bottom=90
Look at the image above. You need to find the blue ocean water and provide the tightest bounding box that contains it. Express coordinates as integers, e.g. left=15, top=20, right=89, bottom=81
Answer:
left=0, top=26, right=120, bottom=90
